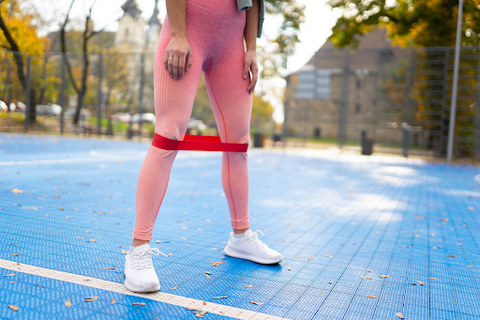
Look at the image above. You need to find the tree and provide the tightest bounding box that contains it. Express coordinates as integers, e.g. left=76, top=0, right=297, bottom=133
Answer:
left=327, top=0, right=480, bottom=48
left=0, top=0, right=46, bottom=122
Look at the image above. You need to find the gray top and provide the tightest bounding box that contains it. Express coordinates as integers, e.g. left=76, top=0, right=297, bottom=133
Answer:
left=236, top=0, right=265, bottom=38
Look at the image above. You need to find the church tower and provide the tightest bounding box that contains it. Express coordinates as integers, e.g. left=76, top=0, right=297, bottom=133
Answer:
left=114, top=0, right=147, bottom=52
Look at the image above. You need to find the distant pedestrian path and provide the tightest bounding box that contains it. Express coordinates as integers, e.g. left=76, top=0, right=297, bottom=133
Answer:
left=0, top=133, right=479, bottom=319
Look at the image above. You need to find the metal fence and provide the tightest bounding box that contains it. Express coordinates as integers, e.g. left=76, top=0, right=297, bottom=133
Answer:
left=284, top=46, right=480, bottom=160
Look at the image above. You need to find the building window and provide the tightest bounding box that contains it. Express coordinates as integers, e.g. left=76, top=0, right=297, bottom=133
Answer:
left=355, top=103, right=361, bottom=114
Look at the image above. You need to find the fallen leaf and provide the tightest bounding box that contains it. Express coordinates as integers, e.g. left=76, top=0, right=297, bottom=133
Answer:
left=200, top=311, right=208, bottom=317
left=417, top=281, right=424, bottom=286
left=441, top=218, right=448, bottom=222
left=171, top=286, right=178, bottom=290
left=103, top=267, right=114, bottom=270
left=87, top=239, right=97, bottom=242
left=3, top=274, right=16, bottom=277
left=250, top=301, right=263, bottom=305
left=186, top=308, right=199, bottom=311
left=433, top=247, right=437, bottom=250
left=204, top=274, right=211, bottom=279
left=198, top=228, right=203, bottom=231
left=311, top=256, right=316, bottom=260
left=120, top=249, right=128, bottom=255
left=361, top=276, right=372, bottom=279
left=245, top=285, right=253, bottom=288
left=65, top=300, right=72, bottom=307
left=59, top=207, right=65, bottom=210
left=384, top=300, right=391, bottom=303
left=468, top=206, right=475, bottom=211
left=181, top=237, right=187, bottom=240
left=193, top=311, right=203, bottom=318
left=211, top=262, right=225, bottom=267
left=181, top=227, right=187, bottom=230
left=75, top=237, right=84, bottom=239
left=213, top=296, right=228, bottom=299
left=430, top=278, right=439, bottom=280
left=186, top=244, right=194, bottom=247
left=431, top=233, right=435, bottom=237
left=212, top=248, right=221, bottom=251
left=83, top=279, right=91, bottom=281
left=324, top=254, right=333, bottom=258
left=111, top=299, right=116, bottom=304
left=305, top=258, right=310, bottom=261
left=65, top=216, right=74, bottom=219
left=396, top=312, right=404, bottom=319
left=367, top=295, right=377, bottom=299
left=156, top=240, right=170, bottom=243
left=203, top=301, right=206, bottom=305
left=132, top=302, right=145, bottom=306
left=11, top=254, right=18, bottom=256
left=329, top=282, right=333, bottom=284
left=287, top=267, right=291, bottom=271
left=379, top=275, right=390, bottom=278
left=447, top=255, right=456, bottom=258
left=84, top=296, right=98, bottom=302
left=296, top=255, right=301, bottom=258
left=468, top=266, right=471, bottom=268
left=8, top=305, right=19, bottom=311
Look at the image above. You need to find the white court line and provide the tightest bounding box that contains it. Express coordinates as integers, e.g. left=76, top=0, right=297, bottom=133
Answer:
left=0, top=157, right=141, bottom=166
left=0, top=259, right=287, bottom=320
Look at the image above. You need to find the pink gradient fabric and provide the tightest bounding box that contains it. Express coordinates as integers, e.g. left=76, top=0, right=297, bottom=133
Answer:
left=132, top=0, right=252, bottom=240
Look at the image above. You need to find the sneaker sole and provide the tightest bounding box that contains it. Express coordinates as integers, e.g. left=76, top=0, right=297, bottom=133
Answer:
left=224, top=246, right=283, bottom=265
left=124, top=279, right=160, bottom=293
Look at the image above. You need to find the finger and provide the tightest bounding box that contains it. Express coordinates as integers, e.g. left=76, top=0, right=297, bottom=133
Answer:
left=178, top=52, right=186, bottom=79
left=243, top=61, right=250, bottom=79
left=248, top=80, right=257, bottom=94
left=167, top=56, right=173, bottom=78
left=164, top=53, right=169, bottom=71
left=186, top=51, right=193, bottom=72
left=248, top=65, right=258, bottom=93
left=173, top=54, right=179, bottom=79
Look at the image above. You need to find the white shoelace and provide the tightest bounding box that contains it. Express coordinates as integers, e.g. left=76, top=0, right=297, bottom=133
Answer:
left=130, top=247, right=161, bottom=270
left=244, top=230, right=268, bottom=256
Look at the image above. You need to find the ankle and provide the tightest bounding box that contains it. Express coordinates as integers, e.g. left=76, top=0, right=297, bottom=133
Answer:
left=132, top=239, right=150, bottom=247
left=233, top=228, right=249, bottom=235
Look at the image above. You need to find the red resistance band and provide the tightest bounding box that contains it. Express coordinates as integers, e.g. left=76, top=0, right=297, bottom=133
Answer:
left=152, top=133, right=248, bottom=152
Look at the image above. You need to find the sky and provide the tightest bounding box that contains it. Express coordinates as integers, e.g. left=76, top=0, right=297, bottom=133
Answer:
left=38, top=0, right=342, bottom=121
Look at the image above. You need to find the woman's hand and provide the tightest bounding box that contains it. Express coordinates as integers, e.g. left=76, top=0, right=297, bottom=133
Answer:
left=243, top=50, right=258, bottom=94
left=164, top=36, right=193, bottom=80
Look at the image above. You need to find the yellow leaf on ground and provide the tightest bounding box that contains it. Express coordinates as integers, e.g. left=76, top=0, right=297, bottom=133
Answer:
left=8, top=305, right=19, bottom=311
left=287, top=267, right=291, bottom=271
left=396, top=312, right=405, bottom=319
left=324, top=254, right=333, bottom=258
left=120, top=249, right=128, bottom=255
left=245, top=285, right=253, bottom=288
left=311, top=256, right=316, bottom=259
left=204, top=274, right=211, bottom=279
left=12, top=189, right=24, bottom=194
left=211, top=262, right=225, bottom=267
left=417, top=281, right=424, bottom=286
left=132, top=302, right=145, bottom=306
left=250, top=301, right=263, bottom=305
left=84, top=297, right=98, bottom=302
left=379, top=275, right=390, bottom=278
left=213, top=296, right=227, bottom=299
left=65, top=300, right=72, bottom=307
left=203, top=301, right=206, bottom=305
left=171, top=286, right=178, bottom=290
left=181, top=237, right=187, bottom=240
left=367, top=296, right=377, bottom=299
left=59, top=208, right=65, bottom=210
left=361, top=276, right=372, bottom=279
left=11, top=254, right=18, bottom=256
left=200, top=311, right=208, bottom=316
left=186, top=244, right=194, bottom=247
left=111, top=299, right=116, bottom=304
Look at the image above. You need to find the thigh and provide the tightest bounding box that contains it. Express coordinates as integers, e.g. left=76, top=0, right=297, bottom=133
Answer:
left=204, top=38, right=252, bottom=144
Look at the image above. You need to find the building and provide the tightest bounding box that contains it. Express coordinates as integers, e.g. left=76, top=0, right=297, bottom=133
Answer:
left=284, top=29, right=415, bottom=146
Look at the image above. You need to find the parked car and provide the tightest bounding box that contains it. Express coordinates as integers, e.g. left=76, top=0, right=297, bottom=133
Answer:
left=36, top=104, right=62, bottom=116
left=64, top=108, right=91, bottom=119
left=0, top=100, right=7, bottom=111
left=112, top=112, right=132, bottom=123
left=131, top=113, right=156, bottom=124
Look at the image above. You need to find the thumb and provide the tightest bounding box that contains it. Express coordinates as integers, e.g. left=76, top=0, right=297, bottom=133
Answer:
left=243, top=61, right=250, bottom=79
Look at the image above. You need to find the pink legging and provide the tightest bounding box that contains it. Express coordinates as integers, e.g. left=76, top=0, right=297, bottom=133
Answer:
left=132, top=0, right=252, bottom=240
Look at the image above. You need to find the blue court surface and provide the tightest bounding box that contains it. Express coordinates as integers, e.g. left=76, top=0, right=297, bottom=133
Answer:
left=1, top=133, right=480, bottom=320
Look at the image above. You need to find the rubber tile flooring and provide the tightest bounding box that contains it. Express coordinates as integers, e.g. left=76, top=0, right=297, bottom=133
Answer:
left=0, top=133, right=480, bottom=320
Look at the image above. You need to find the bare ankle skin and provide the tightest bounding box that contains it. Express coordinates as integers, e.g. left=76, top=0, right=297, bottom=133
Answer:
left=233, top=228, right=249, bottom=235
left=132, top=238, right=150, bottom=247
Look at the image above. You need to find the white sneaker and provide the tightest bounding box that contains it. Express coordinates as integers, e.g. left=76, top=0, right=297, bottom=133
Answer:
left=224, top=229, right=283, bottom=265
left=124, top=243, right=161, bottom=292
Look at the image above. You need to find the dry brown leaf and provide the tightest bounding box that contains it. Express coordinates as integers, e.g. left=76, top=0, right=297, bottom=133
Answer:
left=203, top=301, right=206, bottom=305
left=468, top=266, right=471, bottom=268
left=132, top=302, right=145, bottom=306
left=433, top=247, right=437, bottom=250
left=12, top=188, right=24, bottom=194
left=111, top=299, right=116, bottom=304
left=447, top=255, right=456, bottom=258
left=311, top=256, right=316, bottom=260
left=181, top=237, right=187, bottom=240
left=245, top=285, right=253, bottom=288
left=305, top=258, right=310, bottom=261
left=171, top=286, right=178, bottom=290
left=212, top=248, right=221, bottom=251
left=65, top=300, right=72, bottom=307
left=167, top=253, right=173, bottom=257
left=295, top=255, right=301, bottom=258
left=441, top=218, right=448, bottom=222
left=65, top=216, right=74, bottom=219
left=396, top=312, right=405, bottom=319
left=287, top=267, right=291, bottom=271
left=204, top=274, right=211, bottom=279
left=250, top=301, right=264, bottom=305
left=430, top=278, right=439, bottom=280
left=379, top=275, right=390, bottom=278
left=59, top=207, right=65, bottom=210
left=88, top=239, right=97, bottom=242
left=367, top=270, right=371, bottom=272
left=103, top=267, right=114, bottom=270
left=213, top=296, right=228, bottom=299
left=186, top=244, right=194, bottom=247
left=200, top=311, right=208, bottom=316
left=193, top=311, right=203, bottom=318
left=186, top=307, right=199, bottom=311
left=75, top=237, right=84, bottom=239
left=384, top=300, right=391, bottom=303
left=84, top=297, right=98, bottom=302
left=367, top=295, right=377, bottom=299
left=120, top=249, right=128, bottom=255
left=11, top=254, right=18, bottom=256
left=324, top=254, right=333, bottom=258
left=211, top=262, right=225, bottom=267
left=3, top=274, right=16, bottom=277
left=8, top=305, right=19, bottom=311
left=361, top=276, right=372, bottom=279
left=417, top=281, right=424, bottom=286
